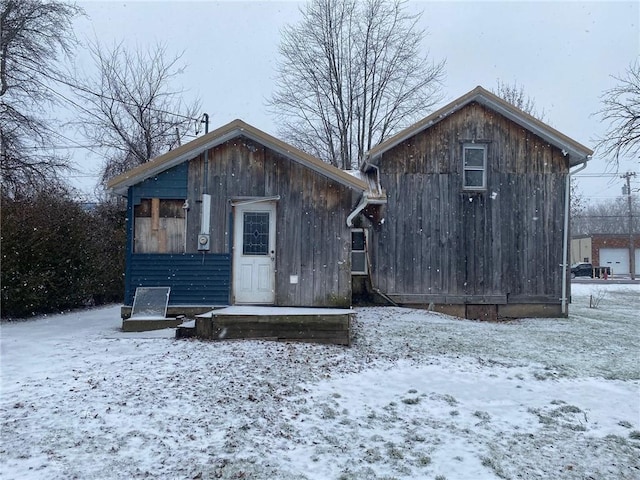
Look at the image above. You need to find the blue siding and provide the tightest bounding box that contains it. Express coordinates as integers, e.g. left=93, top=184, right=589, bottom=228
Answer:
left=126, top=253, right=231, bottom=306
left=131, top=162, right=188, bottom=204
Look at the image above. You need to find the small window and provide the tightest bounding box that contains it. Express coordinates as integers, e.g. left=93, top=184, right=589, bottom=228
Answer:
left=463, top=144, right=487, bottom=190
left=351, top=229, right=368, bottom=275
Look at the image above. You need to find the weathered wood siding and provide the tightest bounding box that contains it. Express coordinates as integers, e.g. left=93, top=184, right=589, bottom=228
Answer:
left=195, top=311, right=351, bottom=345
left=187, top=137, right=355, bottom=307
left=370, top=102, right=569, bottom=304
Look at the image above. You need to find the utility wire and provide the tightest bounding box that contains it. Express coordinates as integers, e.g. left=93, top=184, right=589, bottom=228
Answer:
left=575, top=173, right=638, bottom=177
left=28, top=75, right=198, bottom=162
left=30, top=65, right=203, bottom=123
left=22, top=144, right=105, bottom=150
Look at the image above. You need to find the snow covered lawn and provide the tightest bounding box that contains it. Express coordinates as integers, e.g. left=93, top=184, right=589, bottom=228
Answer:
left=1, top=284, right=639, bottom=479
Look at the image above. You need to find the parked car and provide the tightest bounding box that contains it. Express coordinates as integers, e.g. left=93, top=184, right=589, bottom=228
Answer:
left=571, top=263, right=594, bottom=278
left=570, top=263, right=611, bottom=278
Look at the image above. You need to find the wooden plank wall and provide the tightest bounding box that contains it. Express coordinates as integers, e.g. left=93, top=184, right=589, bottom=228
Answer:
left=196, top=313, right=351, bottom=345
left=187, top=137, right=355, bottom=307
left=370, top=102, right=568, bottom=304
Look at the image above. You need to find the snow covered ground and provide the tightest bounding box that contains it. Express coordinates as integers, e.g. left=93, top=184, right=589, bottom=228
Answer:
left=1, top=283, right=639, bottom=479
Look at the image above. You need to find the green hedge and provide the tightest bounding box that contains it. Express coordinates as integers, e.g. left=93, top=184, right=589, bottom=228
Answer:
left=1, top=188, right=126, bottom=318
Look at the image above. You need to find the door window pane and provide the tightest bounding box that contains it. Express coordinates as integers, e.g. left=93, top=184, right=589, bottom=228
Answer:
left=243, top=212, right=269, bottom=255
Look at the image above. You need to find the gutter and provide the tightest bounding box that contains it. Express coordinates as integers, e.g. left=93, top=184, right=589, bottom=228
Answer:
left=347, top=162, right=386, bottom=227
left=561, top=157, right=590, bottom=314
left=346, top=192, right=386, bottom=227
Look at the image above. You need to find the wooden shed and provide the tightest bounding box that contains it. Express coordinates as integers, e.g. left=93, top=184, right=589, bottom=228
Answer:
left=355, top=86, right=593, bottom=319
left=108, top=120, right=384, bottom=329
left=110, top=86, right=593, bottom=327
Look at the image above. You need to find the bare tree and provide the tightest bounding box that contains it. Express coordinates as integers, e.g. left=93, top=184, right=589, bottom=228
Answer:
left=269, top=0, right=445, bottom=169
left=570, top=177, right=584, bottom=219
left=72, top=41, right=201, bottom=185
left=493, top=80, right=546, bottom=121
left=572, top=196, right=639, bottom=235
left=0, top=0, right=82, bottom=195
left=596, top=58, right=640, bottom=167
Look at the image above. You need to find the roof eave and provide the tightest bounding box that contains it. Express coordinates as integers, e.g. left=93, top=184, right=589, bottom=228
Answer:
left=475, top=96, right=593, bottom=166
left=364, top=86, right=593, bottom=167
left=108, top=121, right=369, bottom=195
left=108, top=129, right=243, bottom=196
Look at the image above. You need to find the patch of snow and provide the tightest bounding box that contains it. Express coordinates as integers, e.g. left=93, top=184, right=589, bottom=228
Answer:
left=127, top=315, right=167, bottom=321
left=343, top=169, right=365, bottom=180
left=1, top=284, right=639, bottom=479
left=198, top=306, right=353, bottom=317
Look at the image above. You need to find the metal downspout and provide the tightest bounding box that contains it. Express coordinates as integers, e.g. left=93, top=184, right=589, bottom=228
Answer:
left=561, top=159, right=589, bottom=314
left=350, top=161, right=394, bottom=303
left=347, top=194, right=369, bottom=227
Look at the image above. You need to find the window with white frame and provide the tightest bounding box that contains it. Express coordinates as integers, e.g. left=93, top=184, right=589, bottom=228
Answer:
left=351, top=229, right=368, bottom=275
left=463, top=144, right=487, bottom=190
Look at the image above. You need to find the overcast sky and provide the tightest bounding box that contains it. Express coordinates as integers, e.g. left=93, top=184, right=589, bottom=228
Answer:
left=68, top=0, right=639, bottom=201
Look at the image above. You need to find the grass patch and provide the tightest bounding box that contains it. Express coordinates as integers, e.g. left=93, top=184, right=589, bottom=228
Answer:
left=557, top=405, right=582, bottom=414
left=481, top=456, right=508, bottom=479
left=473, top=410, right=491, bottom=422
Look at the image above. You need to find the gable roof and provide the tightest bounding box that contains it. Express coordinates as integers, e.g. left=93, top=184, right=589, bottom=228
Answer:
left=365, top=86, right=593, bottom=167
left=107, top=119, right=369, bottom=195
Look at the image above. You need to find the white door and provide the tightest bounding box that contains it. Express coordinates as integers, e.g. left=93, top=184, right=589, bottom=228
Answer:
left=599, top=248, right=629, bottom=275
left=233, top=202, right=276, bottom=304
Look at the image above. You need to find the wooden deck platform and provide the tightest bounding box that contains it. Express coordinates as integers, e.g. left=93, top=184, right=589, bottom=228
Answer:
left=189, top=306, right=353, bottom=346
left=122, top=316, right=185, bottom=332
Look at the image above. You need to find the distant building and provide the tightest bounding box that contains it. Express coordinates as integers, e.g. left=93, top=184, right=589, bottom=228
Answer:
left=571, top=234, right=639, bottom=276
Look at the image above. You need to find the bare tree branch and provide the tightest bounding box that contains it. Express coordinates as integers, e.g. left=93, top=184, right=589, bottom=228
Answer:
left=595, top=58, right=640, bottom=167
left=572, top=195, right=640, bottom=235
left=0, top=0, right=82, bottom=195
left=269, top=0, right=445, bottom=169
left=70, top=41, right=201, bottom=186
left=493, top=80, right=547, bottom=121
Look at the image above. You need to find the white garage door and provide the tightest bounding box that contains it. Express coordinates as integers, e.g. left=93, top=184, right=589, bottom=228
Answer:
left=599, top=248, right=629, bottom=275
